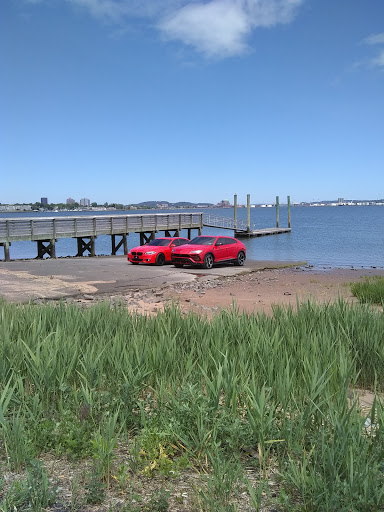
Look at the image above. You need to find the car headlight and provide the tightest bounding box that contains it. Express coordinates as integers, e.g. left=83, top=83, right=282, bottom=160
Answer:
left=190, top=250, right=203, bottom=254
left=144, top=251, right=156, bottom=255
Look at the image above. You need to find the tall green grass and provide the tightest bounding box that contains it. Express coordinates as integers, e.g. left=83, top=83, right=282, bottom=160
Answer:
left=1, top=299, right=383, bottom=510
left=351, top=275, right=384, bottom=305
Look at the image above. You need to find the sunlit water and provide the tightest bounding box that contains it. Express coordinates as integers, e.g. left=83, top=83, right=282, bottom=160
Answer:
left=1, top=206, right=383, bottom=268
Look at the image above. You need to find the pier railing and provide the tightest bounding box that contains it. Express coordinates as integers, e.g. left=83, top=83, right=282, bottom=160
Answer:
left=202, top=214, right=252, bottom=231
left=0, top=213, right=203, bottom=243
left=0, top=213, right=204, bottom=260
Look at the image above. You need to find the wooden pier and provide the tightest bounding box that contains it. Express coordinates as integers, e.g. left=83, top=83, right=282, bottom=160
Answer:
left=203, top=194, right=292, bottom=238
left=234, top=227, right=291, bottom=238
left=0, top=213, right=203, bottom=261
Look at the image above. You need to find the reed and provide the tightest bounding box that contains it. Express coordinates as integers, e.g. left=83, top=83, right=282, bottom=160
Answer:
left=0, top=298, right=383, bottom=510
left=351, top=275, right=384, bottom=305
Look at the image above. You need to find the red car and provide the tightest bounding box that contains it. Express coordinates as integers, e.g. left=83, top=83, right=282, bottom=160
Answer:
left=127, top=237, right=189, bottom=266
left=171, top=235, right=246, bottom=269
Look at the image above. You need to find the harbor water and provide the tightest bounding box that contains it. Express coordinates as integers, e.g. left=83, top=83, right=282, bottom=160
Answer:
left=1, top=206, right=383, bottom=269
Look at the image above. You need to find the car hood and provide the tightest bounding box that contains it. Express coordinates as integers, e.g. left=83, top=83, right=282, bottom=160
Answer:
left=173, top=244, right=209, bottom=252
left=130, top=245, right=162, bottom=252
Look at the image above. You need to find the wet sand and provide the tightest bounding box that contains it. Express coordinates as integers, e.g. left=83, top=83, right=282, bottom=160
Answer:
left=0, top=256, right=383, bottom=316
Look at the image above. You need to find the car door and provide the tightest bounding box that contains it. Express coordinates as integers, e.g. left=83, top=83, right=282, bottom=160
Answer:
left=224, top=237, right=239, bottom=260
left=214, top=237, right=229, bottom=262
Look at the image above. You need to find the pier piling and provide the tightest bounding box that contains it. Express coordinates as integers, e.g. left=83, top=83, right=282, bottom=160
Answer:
left=276, top=196, right=280, bottom=228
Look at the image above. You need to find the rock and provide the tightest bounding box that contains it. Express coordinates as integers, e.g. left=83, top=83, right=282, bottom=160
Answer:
left=83, top=294, right=94, bottom=300
left=284, top=291, right=292, bottom=296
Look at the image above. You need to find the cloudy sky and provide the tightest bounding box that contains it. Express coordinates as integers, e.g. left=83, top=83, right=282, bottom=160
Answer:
left=1, top=0, right=384, bottom=204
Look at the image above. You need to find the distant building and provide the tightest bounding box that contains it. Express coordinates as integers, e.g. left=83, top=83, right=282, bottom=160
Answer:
left=80, top=198, right=90, bottom=207
left=41, top=197, right=48, bottom=205
left=66, top=197, right=76, bottom=205
left=338, top=198, right=345, bottom=205
left=216, top=200, right=231, bottom=208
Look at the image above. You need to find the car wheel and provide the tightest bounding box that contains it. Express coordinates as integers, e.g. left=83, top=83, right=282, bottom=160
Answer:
left=174, top=263, right=184, bottom=268
left=235, top=251, right=245, bottom=266
left=203, top=253, right=214, bottom=269
left=155, top=253, right=166, bottom=266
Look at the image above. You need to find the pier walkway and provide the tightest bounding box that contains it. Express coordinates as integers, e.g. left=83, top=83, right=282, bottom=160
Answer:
left=0, top=213, right=203, bottom=261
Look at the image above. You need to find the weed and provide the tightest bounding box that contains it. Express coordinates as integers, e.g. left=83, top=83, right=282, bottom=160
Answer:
left=1, top=413, right=31, bottom=470
left=84, top=467, right=106, bottom=504
left=144, top=488, right=170, bottom=512
left=198, top=449, right=243, bottom=511
left=0, top=460, right=56, bottom=512
left=351, top=275, right=384, bottom=304
left=92, top=412, right=120, bottom=487
left=1, top=300, right=384, bottom=509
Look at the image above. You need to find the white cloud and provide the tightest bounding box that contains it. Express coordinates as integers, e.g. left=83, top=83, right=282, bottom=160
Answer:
left=371, top=49, right=384, bottom=69
left=158, top=1, right=250, bottom=58
left=158, top=0, right=304, bottom=58
left=361, top=32, right=384, bottom=69
left=363, top=32, right=384, bottom=46
left=25, top=0, right=304, bottom=58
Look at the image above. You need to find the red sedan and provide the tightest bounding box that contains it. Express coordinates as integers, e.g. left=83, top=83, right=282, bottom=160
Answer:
left=171, top=235, right=246, bottom=269
left=127, top=237, right=189, bottom=266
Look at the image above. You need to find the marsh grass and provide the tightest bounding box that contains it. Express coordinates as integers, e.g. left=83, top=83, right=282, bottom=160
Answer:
left=1, top=299, right=384, bottom=510
left=351, top=275, right=384, bottom=305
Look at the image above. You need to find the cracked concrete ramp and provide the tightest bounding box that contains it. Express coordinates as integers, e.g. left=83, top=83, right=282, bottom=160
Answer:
left=0, top=256, right=303, bottom=303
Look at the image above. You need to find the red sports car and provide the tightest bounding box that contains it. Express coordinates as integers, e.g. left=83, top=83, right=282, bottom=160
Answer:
left=127, top=237, right=189, bottom=266
left=171, top=235, right=246, bottom=269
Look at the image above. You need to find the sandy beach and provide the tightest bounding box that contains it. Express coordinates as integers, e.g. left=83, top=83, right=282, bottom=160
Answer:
left=162, top=266, right=384, bottom=316
left=1, top=256, right=383, bottom=316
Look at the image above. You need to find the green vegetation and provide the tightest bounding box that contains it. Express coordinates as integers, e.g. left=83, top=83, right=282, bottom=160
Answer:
left=351, top=275, right=384, bottom=305
left=0, top=299, right=384, bottom=511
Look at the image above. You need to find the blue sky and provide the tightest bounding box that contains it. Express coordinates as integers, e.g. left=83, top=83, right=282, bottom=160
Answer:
left=1, top=0, right=384, bottom=205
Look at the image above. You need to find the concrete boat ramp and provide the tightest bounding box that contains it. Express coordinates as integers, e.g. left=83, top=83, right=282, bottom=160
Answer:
left=0, top=256, right=305, bottom=303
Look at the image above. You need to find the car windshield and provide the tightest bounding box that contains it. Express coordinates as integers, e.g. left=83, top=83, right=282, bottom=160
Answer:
left=188, top=236, right=216, bottom=246
left=146, top=239, right=170, bottom=247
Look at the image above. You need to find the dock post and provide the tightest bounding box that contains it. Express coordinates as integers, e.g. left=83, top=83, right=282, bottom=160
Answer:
left=111, top=234, right=128, bottom=255
left=247, top=194, right=251, bottom=233
left=37, top=239, right=56, bottom=259
left=276, top=196, right=280, bottom=228
left=234, top=194, right=238, bottom=229
left=76, top=237, right=96, bottom=257
left=2, top=242, right=10, bottom=262
left=287, top=195, right=291, bottom=228
left=50, top=239, right=56, bottom=259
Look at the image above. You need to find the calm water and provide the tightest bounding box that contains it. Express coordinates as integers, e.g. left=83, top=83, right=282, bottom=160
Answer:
left=1, top=206, right=383, bottom=269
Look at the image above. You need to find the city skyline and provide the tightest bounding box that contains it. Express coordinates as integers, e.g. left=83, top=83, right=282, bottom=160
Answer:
left=1, top=195, right=384, bottom=210
left=2, top=1, right=384, bottom=205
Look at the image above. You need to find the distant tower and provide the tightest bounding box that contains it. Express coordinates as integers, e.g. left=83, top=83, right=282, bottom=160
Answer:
left=41, top=197, right=48, bottom=205
left=338, top=198, right=344, bottom=205
left=80, top=198, right=90, bottom=207
left=66, top=197, right=76, bottom=205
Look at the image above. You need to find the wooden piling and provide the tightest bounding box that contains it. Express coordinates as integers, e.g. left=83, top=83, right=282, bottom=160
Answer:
left=276, top=196, right=280, bottom=228
left=287, top=195, right=291, bottom=228
left=111, top=234, right=128, bottom=255
left=2, top=242, right=10, bottom=262
left=234, top=194, right=238, bottom=229
left=37, top=239, right=56, bottom=259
